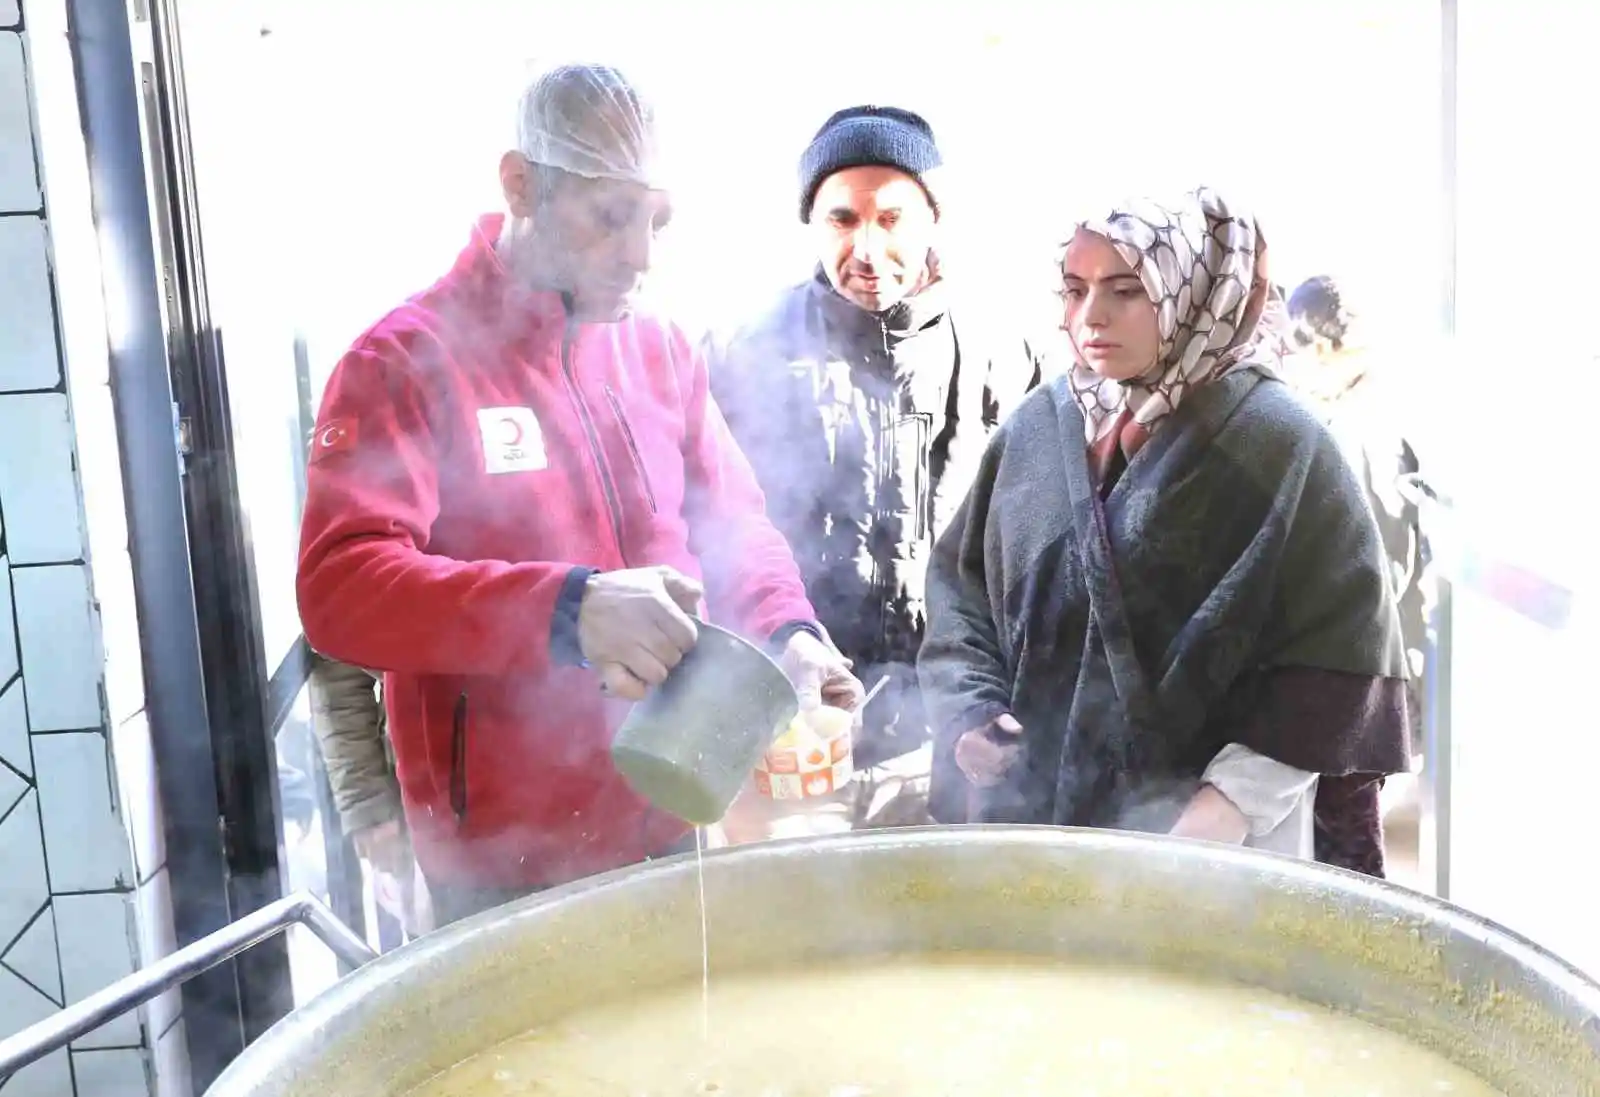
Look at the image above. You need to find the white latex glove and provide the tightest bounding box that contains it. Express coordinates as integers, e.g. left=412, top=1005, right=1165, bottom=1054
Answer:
left=779, top=630, right=863, bottom=712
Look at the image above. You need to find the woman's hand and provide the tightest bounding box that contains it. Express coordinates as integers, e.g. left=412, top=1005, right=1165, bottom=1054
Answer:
left=1169, top=783, right=1249, bottom=845
left=954, top=713, right=1024, bottom=787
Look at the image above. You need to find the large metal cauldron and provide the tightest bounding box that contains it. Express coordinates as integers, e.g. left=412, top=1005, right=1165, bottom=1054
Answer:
left=209, top=828, right=1600, bottom=1096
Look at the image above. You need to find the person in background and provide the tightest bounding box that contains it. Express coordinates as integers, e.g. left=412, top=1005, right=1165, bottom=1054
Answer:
left=297, top=63, right=862, bottom=927
left=307, top=655, right=398, bottom=861
left=709, top=106, right=1041, bottom=831
left=920, top=187, right=1412, bottom=872
left=306, top=652, right=429, bottom=935
left=1287, top=274, right=1431, bottom=876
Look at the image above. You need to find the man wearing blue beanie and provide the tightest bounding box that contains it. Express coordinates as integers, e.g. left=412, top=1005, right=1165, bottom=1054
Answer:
left=708, top=105, right=1042, bottom=832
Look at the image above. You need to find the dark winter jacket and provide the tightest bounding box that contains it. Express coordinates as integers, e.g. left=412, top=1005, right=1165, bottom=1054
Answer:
left=709, top=268, right=1041, bottom=763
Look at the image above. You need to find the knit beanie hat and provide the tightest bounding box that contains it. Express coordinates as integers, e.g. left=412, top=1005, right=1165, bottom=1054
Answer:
left=798, top=106, right=943, bottom=223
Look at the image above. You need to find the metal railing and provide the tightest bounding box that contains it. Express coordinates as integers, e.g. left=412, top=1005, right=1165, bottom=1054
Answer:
left=0, top=891, right=376, bottom=1081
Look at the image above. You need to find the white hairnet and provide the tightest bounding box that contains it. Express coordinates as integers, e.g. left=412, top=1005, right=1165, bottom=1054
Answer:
left=516, top=63, right=665, bottom=189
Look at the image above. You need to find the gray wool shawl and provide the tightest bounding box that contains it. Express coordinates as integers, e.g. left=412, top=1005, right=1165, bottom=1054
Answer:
left=919, top=368, right=1413, bottom=830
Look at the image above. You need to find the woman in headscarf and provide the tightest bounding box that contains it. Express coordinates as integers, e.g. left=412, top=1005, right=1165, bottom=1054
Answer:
left=918, top=187, right=1412, bottom=869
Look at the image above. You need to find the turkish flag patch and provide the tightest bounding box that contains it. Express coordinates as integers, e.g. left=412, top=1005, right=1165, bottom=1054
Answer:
left=310, top=417, right=359, bottom=464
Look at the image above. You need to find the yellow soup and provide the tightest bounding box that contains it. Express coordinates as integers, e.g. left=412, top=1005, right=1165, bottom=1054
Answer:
left=410, top=955, right=1501, bottom=1096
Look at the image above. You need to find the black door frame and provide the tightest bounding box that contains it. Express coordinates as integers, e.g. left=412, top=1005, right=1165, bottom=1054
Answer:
left=65, top=0, right=298, bottom=1089
left=141, top=0, right=298, bottom=1055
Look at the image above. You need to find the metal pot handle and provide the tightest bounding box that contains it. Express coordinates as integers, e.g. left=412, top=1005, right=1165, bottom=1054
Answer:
left=0, top=891, right=377, bottom=1081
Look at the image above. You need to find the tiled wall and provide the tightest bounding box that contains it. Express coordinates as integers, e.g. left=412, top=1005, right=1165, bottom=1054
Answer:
left=2, top=3, right=187, bottom=1095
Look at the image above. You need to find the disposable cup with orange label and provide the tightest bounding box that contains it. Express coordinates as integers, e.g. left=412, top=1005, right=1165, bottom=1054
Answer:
left=754, top=705, right=855, bottom=802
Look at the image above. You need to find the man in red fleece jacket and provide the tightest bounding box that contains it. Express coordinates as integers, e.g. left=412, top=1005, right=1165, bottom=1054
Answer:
left=297, top=63, right=861, bottom=926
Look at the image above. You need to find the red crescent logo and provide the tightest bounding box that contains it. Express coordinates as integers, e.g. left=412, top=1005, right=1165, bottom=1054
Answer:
left=319, top=425, right=343, bottom=448
left=499, top=416, right=524, bottom=446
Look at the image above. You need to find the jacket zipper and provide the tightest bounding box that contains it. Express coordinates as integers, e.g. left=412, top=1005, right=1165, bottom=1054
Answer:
left=870, top=393, right=889, bottom=644
left=904, top=411, right=933, bottom=542
left=604, top=384, right=658, bottom=513
left=450, top=691, right=469, bottom=823
left=558, top=318, right=629, bottom=564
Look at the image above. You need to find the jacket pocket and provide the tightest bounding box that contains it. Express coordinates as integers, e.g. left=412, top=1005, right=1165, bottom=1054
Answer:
left=449, top=691, right=469, bottom=823
left=604, top=385, right=658, bottom=514
left=890, top=411, right=935, bottom=543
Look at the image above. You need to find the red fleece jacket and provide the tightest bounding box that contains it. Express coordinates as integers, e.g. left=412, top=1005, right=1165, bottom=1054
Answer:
left=297, top=215, right=816, bottom=889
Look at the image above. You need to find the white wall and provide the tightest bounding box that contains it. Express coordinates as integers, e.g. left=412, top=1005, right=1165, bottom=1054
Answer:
left=0, top=1, right=186, bottom=1093
left=1431, top=0, right=1599, bottom=978
left=232, top=0, right=1441, bottom=387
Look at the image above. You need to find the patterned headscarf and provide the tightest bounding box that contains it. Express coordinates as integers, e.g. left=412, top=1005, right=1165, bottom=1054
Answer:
left=1066, top=186, right=1285, bottom=445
